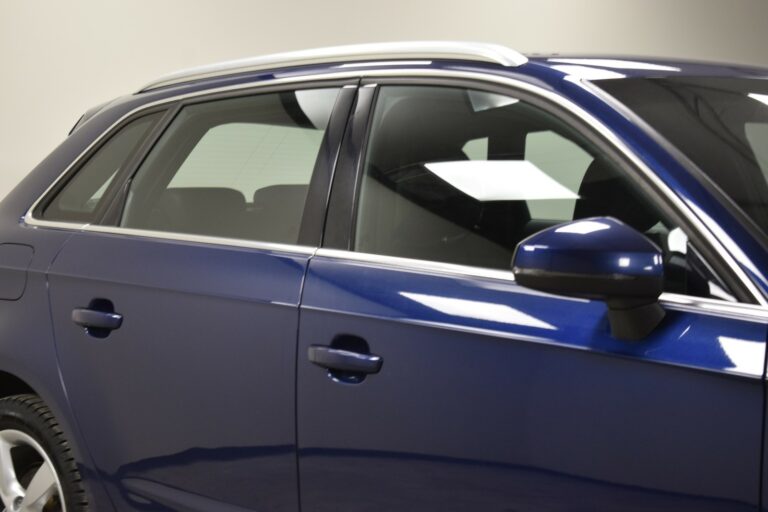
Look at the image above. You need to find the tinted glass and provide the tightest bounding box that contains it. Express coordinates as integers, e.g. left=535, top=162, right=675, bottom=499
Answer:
left=597, top=77, right=768, bottom=237
left=354, top=85, right=733, bottom=300
left=42, top=113, right=161, bottom=222
left=121, top=88, right=340, bottom=244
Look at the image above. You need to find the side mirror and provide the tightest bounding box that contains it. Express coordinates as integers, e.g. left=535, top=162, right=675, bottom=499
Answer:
left=512, top=217, right=665, bottom=340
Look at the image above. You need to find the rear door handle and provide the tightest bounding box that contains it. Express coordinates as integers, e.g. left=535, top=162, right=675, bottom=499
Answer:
left=72, top=308, right=123, bottom=331
left=308, top=345, right=382, bottom=374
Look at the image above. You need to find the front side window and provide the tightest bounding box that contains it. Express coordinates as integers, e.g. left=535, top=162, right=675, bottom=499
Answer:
left=121, top=88, right=340, bottom=244
left=353, top=85, right=732, bottom=300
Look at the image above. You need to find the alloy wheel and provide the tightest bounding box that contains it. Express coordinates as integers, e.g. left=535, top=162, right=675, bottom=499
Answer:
left=0, top=429, right=64, bottom=512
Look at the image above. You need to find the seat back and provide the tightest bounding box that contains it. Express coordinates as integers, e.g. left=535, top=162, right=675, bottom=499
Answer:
left=250, top=184, right=309, bottom=244
left=143, top=187, right=248, bottom=239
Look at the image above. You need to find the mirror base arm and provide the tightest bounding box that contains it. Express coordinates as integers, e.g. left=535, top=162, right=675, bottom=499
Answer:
left=607, top=300, right=666, bottom=341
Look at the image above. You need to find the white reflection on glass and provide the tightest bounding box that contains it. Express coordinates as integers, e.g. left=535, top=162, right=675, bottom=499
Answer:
left=717, top=336, right=764, bottom=376
left=548, top=58, right=681, bottom=72
left=550, top=65, right=626, bottom=81
left=667, top=227, right=688, bottom=254
left=618, top=257, right=630, bottom=268
left=708, top=282, right=737, bottom=303
left=295, top=88, right=341, bottom=129
left=401, top=292, right=557, bottom=330
left=555, top=220, right=610, bottom=235
left=685, top=200, right=763, bottom=280
left=423, top=160, right=578, bottom=202
left=468, top=90, right=519, bottom=112
left=748, top=93, right=768, bottom=107
left=522, top=244, right=549, bottom=252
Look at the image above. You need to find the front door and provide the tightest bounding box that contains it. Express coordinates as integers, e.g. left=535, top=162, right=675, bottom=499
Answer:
left=296, top=83, right=767, bottom=511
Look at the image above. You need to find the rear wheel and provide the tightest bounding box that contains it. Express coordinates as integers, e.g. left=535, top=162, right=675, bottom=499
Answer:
left=0, top=395, right=87, bottom=511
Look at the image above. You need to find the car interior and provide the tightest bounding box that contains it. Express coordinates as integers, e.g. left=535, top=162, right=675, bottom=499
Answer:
left=356, top=86, right=720, bottom=297
left=121, top=91, right=321, bottom=244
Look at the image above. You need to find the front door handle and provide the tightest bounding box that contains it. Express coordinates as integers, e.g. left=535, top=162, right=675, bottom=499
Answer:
left=72, top=308, right=123, bottom=335
left=308, top=345, right=382, bottom=374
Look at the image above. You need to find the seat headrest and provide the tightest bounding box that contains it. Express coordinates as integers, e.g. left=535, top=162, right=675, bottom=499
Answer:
left=150, top=187, right=247, bottom=238
left=163, top=187, right=246, bottom=208
left=573, top=159, right=660, bottom=232
left=368, top=93, right=474, bottom=173
left=252, top=184, right=308, bottom=209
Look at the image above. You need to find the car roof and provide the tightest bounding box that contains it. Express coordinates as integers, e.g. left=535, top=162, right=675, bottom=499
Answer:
left=525, top=54, right=768, bottom=79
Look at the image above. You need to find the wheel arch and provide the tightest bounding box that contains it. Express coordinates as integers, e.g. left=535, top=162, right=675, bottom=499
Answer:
left=0, top=369, right=36, bottom=398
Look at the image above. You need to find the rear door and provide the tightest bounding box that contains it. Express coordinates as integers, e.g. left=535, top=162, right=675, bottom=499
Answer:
left=43, top=82, right=354, bottom=511
left=296, top=81, right=767, bottom=511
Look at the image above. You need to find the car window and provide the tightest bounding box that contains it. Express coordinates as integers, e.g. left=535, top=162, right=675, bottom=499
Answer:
left=597, top=78, right=768, bottom=239
left=354, top=85, right=734, bottom=300
left=120, top=88, right=340, bottom=244
left=41, top=113, right=162, bottom=222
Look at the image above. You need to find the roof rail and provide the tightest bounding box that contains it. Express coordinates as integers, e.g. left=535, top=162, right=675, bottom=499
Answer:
left=138, top=41, right=528, bottom=92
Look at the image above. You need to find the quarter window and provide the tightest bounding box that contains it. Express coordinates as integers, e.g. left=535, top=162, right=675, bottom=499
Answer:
left=353, top=85, right=732, bottom=300
left=121, top=88, right=340, bottom=244
left=41, top=113, right=162, bottom=222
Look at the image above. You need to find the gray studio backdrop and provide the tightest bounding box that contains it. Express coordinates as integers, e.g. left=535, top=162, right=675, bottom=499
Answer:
left=1, top=0, right=767, bottom=199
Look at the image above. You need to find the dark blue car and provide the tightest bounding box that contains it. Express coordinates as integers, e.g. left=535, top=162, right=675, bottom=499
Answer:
left=1, top=42, right=768, bottom=511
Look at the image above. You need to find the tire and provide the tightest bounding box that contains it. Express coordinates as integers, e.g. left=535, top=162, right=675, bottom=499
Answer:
left=0, top=394, right=87, bottom=511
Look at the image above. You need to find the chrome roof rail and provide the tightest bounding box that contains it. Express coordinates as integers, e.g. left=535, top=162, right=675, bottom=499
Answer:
left=138, top=41, right=528, bottom=92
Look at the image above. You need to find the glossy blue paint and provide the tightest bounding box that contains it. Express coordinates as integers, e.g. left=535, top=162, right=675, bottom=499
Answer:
left=0, top=50, right=765, bottom=512
left=514, top=217, right=664, bottom=277
left=297, top=255, right=765, bottom=511
left=45, top=231, right=304, bottom=510
left=0, top=224, right=116, bottom=510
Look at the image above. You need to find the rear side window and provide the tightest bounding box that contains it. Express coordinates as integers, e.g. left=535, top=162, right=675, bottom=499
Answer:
left=121, top=88, right=340, bottom=244
left=41, top=113, right=162, bottom=222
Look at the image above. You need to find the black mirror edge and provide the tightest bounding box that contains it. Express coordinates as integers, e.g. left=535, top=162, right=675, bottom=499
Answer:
left=515, top=269, right=666, bottom=341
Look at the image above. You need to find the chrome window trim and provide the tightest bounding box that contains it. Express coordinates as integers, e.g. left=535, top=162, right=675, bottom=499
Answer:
left=315, top=248, right=768, bottom=322
left=24, top=220, right=316, bottom=256
left=316, top=247, right=523, bottom=284
left=84, top=225, right=316, bottom=255
left=23, top=67, right=767, bottom=307
left=138, top=42, right=528, bottom=92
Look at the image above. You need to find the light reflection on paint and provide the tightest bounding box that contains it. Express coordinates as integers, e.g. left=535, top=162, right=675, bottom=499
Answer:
left=718, top=336, right=764, bottom=376
left=618, top=257, right=630, bottom=268
left=551, top=65, right=626, bottom=81
left=555, top=220, right=610, bottom=235
left=522, top=244, right=549, bottom=252
left=548, top=58, right=681, bottom=72
left=677, top=325, right=691, bottom=340
left=400, top=292, right=557, bottom=330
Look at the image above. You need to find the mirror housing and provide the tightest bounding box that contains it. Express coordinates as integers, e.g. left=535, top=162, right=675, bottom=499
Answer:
left=512, top=217, right=665, bottom=340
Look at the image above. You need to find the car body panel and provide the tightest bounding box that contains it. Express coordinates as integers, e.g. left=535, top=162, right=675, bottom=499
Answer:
left=0, top=48, right=766, bottom=511
left=0, top=224, right=117, bottom=510
left=46, top=230, right=305, bottom=511
left=297, top=254, right=766, bottom=511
